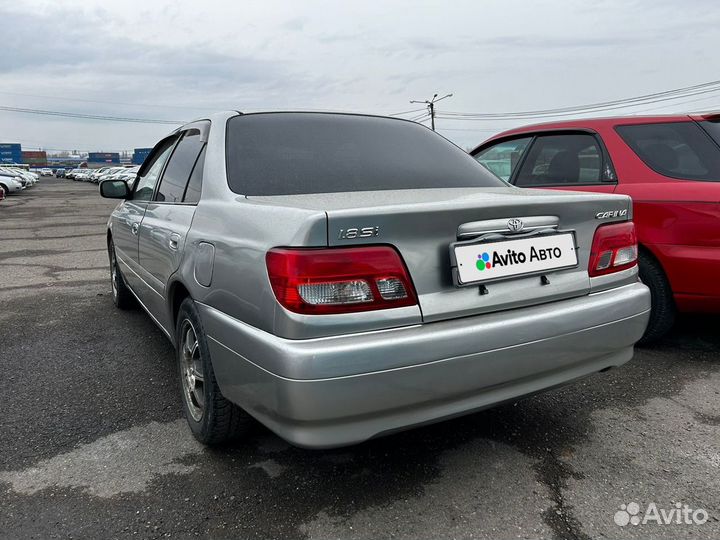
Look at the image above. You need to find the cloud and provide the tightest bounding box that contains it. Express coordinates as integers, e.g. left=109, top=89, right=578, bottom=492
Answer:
left=1, top=0, right=719, bottom=152
left=0, top=8, right=285, bottom=90
left=281, top=16, right=307, bottom=31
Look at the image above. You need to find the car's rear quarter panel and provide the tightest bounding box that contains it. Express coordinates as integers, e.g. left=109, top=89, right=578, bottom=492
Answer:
left=177, top=199, right=327, bottom=334
left=600, top=124, right=720, bottom=308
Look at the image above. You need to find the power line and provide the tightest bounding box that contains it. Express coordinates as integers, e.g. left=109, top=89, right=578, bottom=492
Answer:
left=436, top=86, right=720, bottom=122
left=0, top=90, right=209, bottom=112
left=441, top=80, right=720, bottom=118
left=408, top=112, right=431, bottom=122
left=439, top=80, right=720, bottom=120
left=410, top=93, right=452, bottom=130
left=0, top=106, right=185, bottom=125
left=622, top=93, right=720, bottom=115
left=389, top=107, right=428, bottom=116
left=434, top=93, right=720, bottom=136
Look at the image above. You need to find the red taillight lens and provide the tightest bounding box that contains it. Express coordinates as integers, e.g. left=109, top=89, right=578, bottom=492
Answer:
left=588, top=222, right=638, bottom=277
left=266, top=246, right=419, bottom=314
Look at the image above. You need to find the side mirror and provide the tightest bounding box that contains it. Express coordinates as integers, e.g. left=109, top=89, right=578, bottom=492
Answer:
left=100, top=179, right=130, bottom=199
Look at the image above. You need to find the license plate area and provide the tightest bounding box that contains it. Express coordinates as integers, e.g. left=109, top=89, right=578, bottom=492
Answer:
left=451, top=232, right=578, bottom=286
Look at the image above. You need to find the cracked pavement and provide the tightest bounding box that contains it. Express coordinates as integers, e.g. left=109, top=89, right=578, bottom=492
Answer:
left=1, top=179, right=719, bottom=539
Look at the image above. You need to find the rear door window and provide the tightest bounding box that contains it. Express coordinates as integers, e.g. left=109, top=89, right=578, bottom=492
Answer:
left=616, top=121, right=720, bottom=181
left=473, top=137, right=532, bottom=181
left=515, top=133, right=606, bottom=187
left=155, top=129, right=204, bottom=203
left=183, top=146, right=205, bottom=204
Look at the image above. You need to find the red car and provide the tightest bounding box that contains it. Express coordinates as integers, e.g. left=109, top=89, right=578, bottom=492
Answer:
left=471, top=113, right=720, bottom=342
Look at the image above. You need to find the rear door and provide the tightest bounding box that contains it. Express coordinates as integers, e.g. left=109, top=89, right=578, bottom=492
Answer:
left=112, top=136, right=177, bottom=294
left=511, top=132, right=618, bottom=194
left=136, top=122, right=208, bottom=330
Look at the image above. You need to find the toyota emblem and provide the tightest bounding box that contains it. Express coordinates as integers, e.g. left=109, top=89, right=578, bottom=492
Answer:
left=507, top=218, right=525, bottom=233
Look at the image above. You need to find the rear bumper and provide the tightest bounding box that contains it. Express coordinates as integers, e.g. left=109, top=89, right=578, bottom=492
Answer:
left=199, top=282, right=650, bottom=448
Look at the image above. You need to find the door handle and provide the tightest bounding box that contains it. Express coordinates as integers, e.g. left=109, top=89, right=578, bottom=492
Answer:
left=169, top=233, right=181, bottom=250
left=131, top=223, right=139, bottom=235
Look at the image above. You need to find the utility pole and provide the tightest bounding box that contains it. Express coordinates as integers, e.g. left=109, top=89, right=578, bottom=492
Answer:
left=410, top=93, right=452, bottom=131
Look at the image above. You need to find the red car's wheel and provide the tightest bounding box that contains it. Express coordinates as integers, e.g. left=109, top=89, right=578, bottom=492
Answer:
left=637, top=252, right=675, bottom=345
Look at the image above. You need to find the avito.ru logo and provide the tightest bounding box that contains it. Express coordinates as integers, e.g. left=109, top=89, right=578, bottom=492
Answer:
left=614, top=502, right=708, bottom=527
left=476, top=246, right=564, bottom=272
left=476, top=252, right=492, bottom=271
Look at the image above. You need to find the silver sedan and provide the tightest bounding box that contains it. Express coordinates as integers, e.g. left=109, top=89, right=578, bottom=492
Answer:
left=100, top=111, right=650, bottom=448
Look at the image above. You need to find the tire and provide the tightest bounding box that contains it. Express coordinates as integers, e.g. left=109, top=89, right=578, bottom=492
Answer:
left=637, top=251, right=675, bottom=345
left=108, top=239, right=135, bottom=309
left=176, top=297, right=252, bottom=445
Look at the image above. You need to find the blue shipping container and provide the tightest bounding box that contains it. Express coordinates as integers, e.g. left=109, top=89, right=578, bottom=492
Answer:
left=88, top=152, right=120, bottom=164
left=0, top=143, right=22, bottom=164
left=132, top=148, right=153, bottom=165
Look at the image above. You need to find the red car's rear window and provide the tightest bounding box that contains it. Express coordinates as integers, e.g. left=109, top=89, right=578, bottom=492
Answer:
left=616, top=121, right=720, bottom=181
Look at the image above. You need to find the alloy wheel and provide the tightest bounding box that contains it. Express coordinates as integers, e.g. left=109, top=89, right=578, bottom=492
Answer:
left=179, top=319, right=205, bottom=421
left=110, top=249, right=119, bottom=300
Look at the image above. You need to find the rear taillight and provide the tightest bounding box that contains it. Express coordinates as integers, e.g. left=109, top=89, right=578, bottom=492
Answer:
left=588, top=222, right=638, bottom=277
left=266, top=246, right=418, bottom=314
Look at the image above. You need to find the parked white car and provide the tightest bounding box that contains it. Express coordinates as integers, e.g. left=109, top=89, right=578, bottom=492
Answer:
left=0, top=170, right=29, bottom=188
left=0, top=174, right=24, bottom=194
left=40, top=168, right=53, bottom=176
left=3, top=168, right=38, bottom=186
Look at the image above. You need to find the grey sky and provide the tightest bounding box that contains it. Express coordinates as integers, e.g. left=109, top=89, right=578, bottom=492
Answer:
left=2, top=0, right=719, bottom=152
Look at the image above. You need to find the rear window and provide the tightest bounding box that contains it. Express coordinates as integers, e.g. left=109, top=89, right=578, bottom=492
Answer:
left=225, top=113, right=505, bottom=196
left=616, top=121, right=720, bottom=181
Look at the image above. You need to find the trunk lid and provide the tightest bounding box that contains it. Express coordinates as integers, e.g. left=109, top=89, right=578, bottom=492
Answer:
left=252, top=187, right=632, bottom=322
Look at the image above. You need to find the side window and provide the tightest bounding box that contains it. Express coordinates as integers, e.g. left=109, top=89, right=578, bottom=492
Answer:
left=473, top=137, right=532, bottom=182
left=155, top=130, right=205, bottom=203
left=515, top=134, right=605, bottom=187
left=133, top=139, right=176, bottom=201
left=618, top=121, right=720, bottom=181
left=183, top=145, right=206, bottom=204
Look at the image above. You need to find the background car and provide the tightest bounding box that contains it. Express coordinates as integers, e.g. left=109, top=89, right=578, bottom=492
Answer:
left=0, top=170, right=28, bottom=189
left=89, top=167, right=112, bottom=183
left=97, top=167, right=128, bottom=183
left=39, top=168, right=53, bottom=176
left=103, top=167, right=138, bottom=186
left=100, top=111, right=649, bottom=448
left=55, top=168, right=66, bottom=178
left=0, top=174, right=24, bottom=194
left=0, top=167, right=36, bottom=187
left=66, top=168, right=85, bottom=180
left=471, top=113, right=720, bottom=342
left=74, top=170, right=92, bottom=181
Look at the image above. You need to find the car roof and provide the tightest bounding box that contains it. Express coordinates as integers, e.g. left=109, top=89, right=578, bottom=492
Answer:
left=180, top=109, right=431, bottom=132
left=473, top=111, right=720, bottom=151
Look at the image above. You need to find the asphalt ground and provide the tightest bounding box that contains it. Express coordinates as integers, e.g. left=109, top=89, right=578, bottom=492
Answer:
left=1, top=177, right=719, bottom=540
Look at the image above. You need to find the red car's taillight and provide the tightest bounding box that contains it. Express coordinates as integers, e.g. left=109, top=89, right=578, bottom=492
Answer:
left=266, top=246, right=418, bottom=314
left=588, top=222, right=638, bottom=277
